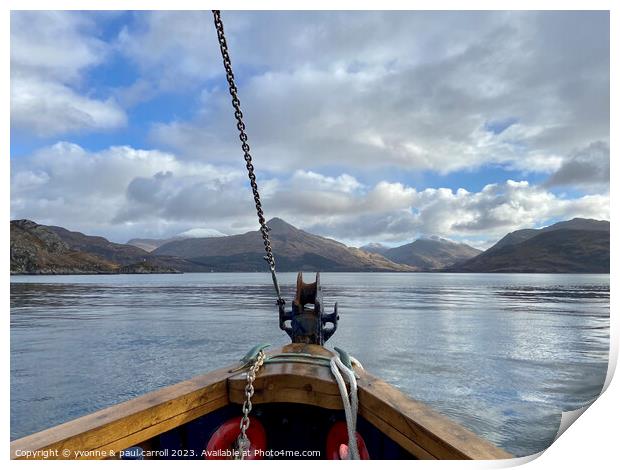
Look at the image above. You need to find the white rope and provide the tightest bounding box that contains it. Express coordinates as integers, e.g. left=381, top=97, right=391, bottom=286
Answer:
left=349, top=356, right=364, bottom=370
left=330, top=355, right=360, bottom=460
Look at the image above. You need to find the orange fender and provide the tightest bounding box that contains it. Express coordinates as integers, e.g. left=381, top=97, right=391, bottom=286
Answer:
left=205, top=417, right=266, bottom=460
left=326, top=421, right=370, bottom=460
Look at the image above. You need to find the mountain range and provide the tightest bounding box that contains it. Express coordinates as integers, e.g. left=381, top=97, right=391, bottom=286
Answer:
left=151, top=218, right=413, bottom=272
left=448, top=218, right=609, bottom=273
left=10, top=218, right=413, bottom=274
left=10, top=217, right=609, bottom=274
left=362, top=237, right=481, bottom=270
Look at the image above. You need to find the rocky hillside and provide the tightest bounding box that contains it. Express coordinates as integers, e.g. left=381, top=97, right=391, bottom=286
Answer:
left=486, top=218, right=609, bottom=253
left=11, top=220, right=183, bottom=274
left=380, top=237, right=481, bottom=270
left=47, top=225, right=151, bottom=265
left=11, top=220, right=117, bottom=274
left=449, top=218, right=610, bottom=273
left=153, top=218, right=414, bottom=272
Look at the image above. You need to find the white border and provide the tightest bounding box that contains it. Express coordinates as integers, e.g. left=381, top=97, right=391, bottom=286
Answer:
left=3, top=1, right=616, bottom=468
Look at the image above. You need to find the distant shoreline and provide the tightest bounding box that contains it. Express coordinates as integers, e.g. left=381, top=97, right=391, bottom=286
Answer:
left=11, top=218, right=609, bottom=276
left=10, top=270, right=609, bottom=276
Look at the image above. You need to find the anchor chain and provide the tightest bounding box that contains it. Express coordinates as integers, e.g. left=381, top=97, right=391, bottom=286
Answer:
left=236, top=349, right=266, bottom=459
left=212, top=10, right=284, bottom=307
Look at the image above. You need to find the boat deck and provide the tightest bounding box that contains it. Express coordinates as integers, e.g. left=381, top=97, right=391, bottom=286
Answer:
left=11, top=344, right=512, bottom=460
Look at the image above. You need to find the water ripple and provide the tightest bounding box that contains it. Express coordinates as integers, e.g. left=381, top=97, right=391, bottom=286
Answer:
left=10, top=272, right=609, bottom=457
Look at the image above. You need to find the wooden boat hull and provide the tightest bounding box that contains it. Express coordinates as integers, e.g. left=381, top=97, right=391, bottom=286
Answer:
left=11, top=344, right=512, bottom=460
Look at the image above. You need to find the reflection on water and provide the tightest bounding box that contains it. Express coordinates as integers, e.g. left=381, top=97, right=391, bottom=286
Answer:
left=10, top=273, right=609, bottom=457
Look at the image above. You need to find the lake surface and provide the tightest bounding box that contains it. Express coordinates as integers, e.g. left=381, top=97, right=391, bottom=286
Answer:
left=10, top=272, right=609, bottom=457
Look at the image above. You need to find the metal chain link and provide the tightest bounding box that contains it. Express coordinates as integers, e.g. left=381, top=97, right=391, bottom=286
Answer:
left=236, top=350, right=266, bottom=460
left=212, top=10, right=284, bottom=306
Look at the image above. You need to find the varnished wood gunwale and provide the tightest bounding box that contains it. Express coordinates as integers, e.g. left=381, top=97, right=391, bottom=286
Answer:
left=11, top=344, right=512, bottom=460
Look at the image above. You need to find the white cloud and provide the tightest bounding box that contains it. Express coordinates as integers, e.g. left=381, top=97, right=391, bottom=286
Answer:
left=11, top=11, right=105, bottom=83
left=10, top=142, right=610, bottom=246
left=297, top=179, right=609, bottom=246
left=10, top=12, right=610, bottom=247
left=10, top=11, right=127, bottom=136
left=11, top=77, right=126, bottom=136
left=290, top=171, right=363, bottom=193
left=134, top=11, right=608, bottom=178
left=10, top=142, right=244, bottom=241
left=116, top=11, right=223, bottom=90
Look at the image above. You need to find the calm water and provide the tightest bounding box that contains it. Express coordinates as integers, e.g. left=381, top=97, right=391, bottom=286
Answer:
left=10, top=273, right=609, bottom=457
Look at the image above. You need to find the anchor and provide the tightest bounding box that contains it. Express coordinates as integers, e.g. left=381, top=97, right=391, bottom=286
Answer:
left=279, top=272, right=339, bottom=345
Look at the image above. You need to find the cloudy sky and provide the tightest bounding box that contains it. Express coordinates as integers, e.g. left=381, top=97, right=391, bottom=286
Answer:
left=10, top=11, right=609, bottom=248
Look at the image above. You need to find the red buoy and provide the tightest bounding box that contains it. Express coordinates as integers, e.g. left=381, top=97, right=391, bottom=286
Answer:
left=326, top=421, right=370, bottom=460
left=205, top=417, right=267, bottom=460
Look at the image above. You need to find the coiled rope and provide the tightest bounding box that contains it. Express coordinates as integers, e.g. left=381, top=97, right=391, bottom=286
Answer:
left=329, top=355, right=360, bottom=460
